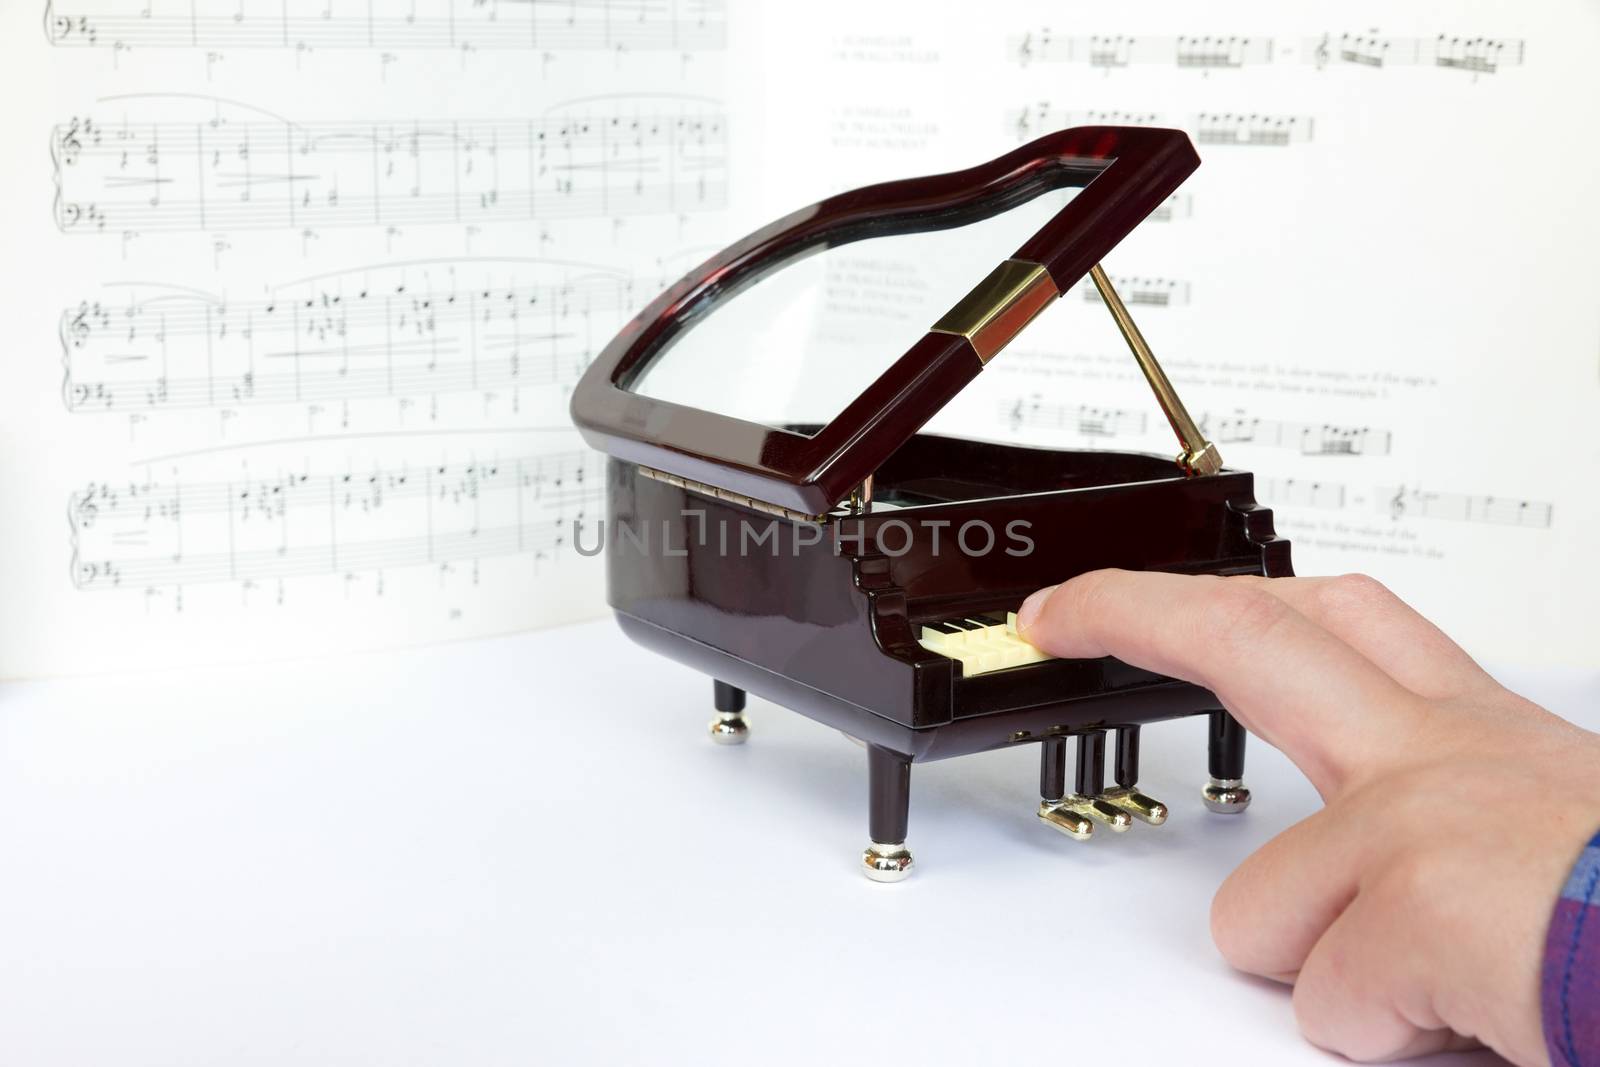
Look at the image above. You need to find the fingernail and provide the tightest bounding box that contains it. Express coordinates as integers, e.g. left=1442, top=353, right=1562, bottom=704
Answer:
left=1016, top=584, right=1059, bottom=633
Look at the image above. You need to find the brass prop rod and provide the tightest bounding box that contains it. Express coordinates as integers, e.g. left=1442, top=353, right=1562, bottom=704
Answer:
left=1088, top=263, right=1222, bottom=477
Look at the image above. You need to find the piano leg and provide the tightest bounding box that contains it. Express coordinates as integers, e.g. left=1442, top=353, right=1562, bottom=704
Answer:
left=862, top=745, right=914, bottom=882
left=1203, top=710, right=1252, bottom=813
left=1102, top=726, right=1169, bottom=825
left=708, top=679, right=749, bottom=745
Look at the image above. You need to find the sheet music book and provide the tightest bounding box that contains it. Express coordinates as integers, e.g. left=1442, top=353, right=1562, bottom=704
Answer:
left=3, top=0, right=1597, bottom=679
left=0, top=0, right=732, bottom=678
left=722, top=0, right=1600, bottom=669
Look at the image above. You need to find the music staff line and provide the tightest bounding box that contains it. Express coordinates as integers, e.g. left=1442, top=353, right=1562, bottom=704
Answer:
left=1001, top=397, right=1150, bottom=439
left=1003, top=397, right=1391, bottom=458
left=1011, top=32, right=1275, bottom=70
left=1073, top=274, right=1190, bottom=308
left=53, top=105, right=728, bottom=234
left=997, top=399, right=1548, bottom=529
left=1012, top=106, right=1314, bottom=147
left=1307, top=33, right=1525, bottom=73
left=1198, top=412, right=1392, bottom=457
left=69, top=449, right=604, bottom=590
left=1253, top=481, right=1551, bottom=528
left=1380, top=486, right=1553, bottom=529
left=45, top=0, right=727, bottom=52
left=62, top=269, right=645, bottom=411
left=1258, top=476, right=1346, bottom=511
left=1009, top=30, right=1526, bottom=76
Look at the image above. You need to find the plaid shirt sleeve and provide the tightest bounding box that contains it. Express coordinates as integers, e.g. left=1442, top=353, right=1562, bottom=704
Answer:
left=1545, top=830, right=1600, bottom=1067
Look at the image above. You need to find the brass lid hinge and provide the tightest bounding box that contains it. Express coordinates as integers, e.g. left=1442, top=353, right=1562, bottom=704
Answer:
left=929, top=258, right=1060, bottom=364
left=638, top=466, right=829, bottom=524
left=847, top=474, right=875, bottom=515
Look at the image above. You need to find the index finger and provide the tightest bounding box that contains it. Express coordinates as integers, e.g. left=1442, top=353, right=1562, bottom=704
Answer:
left=1015, top=569, right=1425, bottom=797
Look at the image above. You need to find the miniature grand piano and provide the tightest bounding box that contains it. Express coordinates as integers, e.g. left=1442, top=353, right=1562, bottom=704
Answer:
left=571, top=127, right=1292, bottom=880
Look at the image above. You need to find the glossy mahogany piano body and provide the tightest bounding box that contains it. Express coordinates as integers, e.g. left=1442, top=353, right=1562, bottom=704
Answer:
left=604, top=431, right=1292, bottom=872
left=573, top=127, right=1293, bottom=878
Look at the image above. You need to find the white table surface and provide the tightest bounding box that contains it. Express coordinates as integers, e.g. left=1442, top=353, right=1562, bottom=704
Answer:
left=1, top=621, right=1595, bottom=1067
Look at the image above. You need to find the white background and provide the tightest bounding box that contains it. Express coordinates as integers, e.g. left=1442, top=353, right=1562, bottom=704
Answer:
left=1, top=620, right=1594, bottom=1065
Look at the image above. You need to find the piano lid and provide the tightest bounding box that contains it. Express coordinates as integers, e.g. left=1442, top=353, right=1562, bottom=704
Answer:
left=570, top=126, right=1201, bottom=518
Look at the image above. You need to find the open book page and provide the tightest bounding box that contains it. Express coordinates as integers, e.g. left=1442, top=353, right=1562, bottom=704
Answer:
left=727, top=0, right=1600, bottom=667
left=0, top=1, right=732, bottom=678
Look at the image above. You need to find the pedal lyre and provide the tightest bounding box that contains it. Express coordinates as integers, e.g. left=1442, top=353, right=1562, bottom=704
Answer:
left=1036, top=729, right=1167, bottom=841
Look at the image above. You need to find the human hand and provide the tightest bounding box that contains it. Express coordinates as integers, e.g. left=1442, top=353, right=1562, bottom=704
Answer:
left=1015, top=570, right=1600, bottom=1065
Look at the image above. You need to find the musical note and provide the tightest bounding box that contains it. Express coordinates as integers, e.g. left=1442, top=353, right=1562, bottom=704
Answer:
left=53, top=100, right=730, bottom=235
left=1006, top=32, right=1274, bottom=70
left=1306, top=32, right=1526, bottom=75
left=1194, top=112, right=1314, bottom=147
left=1199, top=412, right=1392, bottom=456
left=45, top=0, right=728, bottom=52
left=1432, top=34, right=1526, bottom=75
left=60, top=263, right=646, bottom=412
left=1076, top=274, right=1191, bottom=308
left=1011, top=106, right=1165, bottom=143
left=1000, top=396, right=1149, bottom=440
left=68, top=449, right=604, bottom=590
left=4, top=0, right=734, bottom=679
left=1009, top=105, right=1313, bottom=148
left=1259, top=476, right=1347, bottom=510
left=1378, top=486, right=1554, bottom=528
left=1006, top=28, right=1525, bottom=78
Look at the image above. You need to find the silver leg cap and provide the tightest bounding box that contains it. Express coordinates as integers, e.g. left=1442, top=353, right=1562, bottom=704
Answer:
left=1202, top=777, right=1251, bottom=814
left=708, top=713, right=748, bottom=745
left=862, top=841, right=914, bottom=882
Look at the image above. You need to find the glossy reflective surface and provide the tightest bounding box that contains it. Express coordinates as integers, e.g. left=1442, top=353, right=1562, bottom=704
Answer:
left=606, top=436, right=1291, bottom=740
left=572, top=126, right=1201, bottom=515
left=629, top=190, right=1075, bottom=434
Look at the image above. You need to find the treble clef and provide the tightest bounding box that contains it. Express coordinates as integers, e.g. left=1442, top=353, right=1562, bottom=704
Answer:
left=71, top=485, right=100, bottom=530
left=66, top=301, right=91, bottom=347
left=59, top=116, right=84, bottom=165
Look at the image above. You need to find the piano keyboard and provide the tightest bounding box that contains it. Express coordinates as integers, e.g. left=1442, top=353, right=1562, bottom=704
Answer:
left=917, top=612, right=1058, bottom=676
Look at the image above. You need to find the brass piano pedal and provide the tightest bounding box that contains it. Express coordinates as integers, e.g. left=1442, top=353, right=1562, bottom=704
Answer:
left=1202, top=777, right=1252, bottom=814
left=1038, top=794, right=1135, bottom=837
left=1038, top=799, right=1093, bottom=840
left=1077, top=795, right=1133, bottom=832
left=1102, top=787, right=1169, bottom=826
